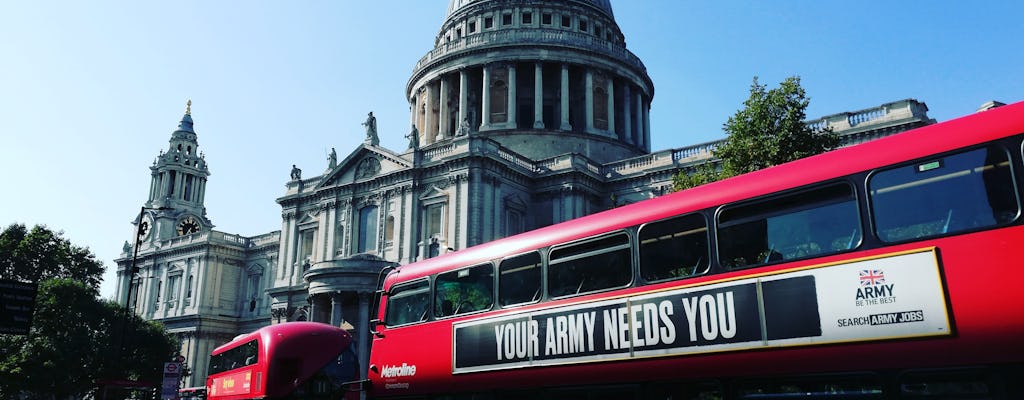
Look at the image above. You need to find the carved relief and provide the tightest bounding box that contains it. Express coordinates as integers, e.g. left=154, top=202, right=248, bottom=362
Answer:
left=356, top=157, right=381, bottom=179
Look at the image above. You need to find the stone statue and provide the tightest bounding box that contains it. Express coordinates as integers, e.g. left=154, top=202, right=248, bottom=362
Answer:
left=362, top=111, right=379, bottom=146
left=457, top=117, right=470, bottom=136
left=290, top=164, right=302, bottom=180
left=327, top=147, right=337, bottom=169
left=406, top=124, right=419, bottom=149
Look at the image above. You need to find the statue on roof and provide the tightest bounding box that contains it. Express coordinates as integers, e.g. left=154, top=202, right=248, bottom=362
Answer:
left=290, top=164, right=302, bottom=180
left=457, top=117, right=470, bottom=136
left=362, top=111, right=379, bottom=146
left=327, top=147, right=337, bottom=169
left=406, top=124, right=419, bottom=150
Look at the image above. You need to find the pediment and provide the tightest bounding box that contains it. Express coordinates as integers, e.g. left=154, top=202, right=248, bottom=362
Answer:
left=420, top=186, right=449, bottom=202
left=317, top=144, right=412, bottom=189
left=504, top=193, right=527, bottom=209
left=247, top=263, right=265, bottom=275
left=295, top=212, right=318, bottom=226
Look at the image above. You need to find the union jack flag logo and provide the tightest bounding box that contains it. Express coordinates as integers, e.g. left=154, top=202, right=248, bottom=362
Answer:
left=860, top=269, right=886, bottom=286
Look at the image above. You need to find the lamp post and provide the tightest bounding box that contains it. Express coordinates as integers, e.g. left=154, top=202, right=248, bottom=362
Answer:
left=123, top=208, right=173, bottom=317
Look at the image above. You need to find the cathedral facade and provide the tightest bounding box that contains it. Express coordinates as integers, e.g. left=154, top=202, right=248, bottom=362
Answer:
left=114, top=0, right=934, bottom=388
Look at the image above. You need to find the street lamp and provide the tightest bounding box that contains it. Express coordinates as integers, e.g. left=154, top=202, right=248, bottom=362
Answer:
left=122, top=206, right=173, bottom=317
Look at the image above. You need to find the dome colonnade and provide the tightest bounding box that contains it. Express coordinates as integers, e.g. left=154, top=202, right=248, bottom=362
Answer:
left=408, top=0, right=655, bottom=163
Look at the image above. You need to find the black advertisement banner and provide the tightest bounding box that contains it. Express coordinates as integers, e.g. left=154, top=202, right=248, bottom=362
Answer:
left=454, top=276, right=820, bottom=372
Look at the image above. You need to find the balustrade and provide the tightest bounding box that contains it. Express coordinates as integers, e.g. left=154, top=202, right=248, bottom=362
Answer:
left=414, top=28, right=645, bottom=74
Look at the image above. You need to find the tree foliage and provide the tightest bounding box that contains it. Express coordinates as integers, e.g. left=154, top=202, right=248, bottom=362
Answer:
left=0, top=224, right=178, bottom=399
left=671, top=163, right=722, bottom=192
left=0, top=279, right=178, bottom=399
left=672, top=76, right=839, bottom=191
left=0, top=223, right=104, bottom=289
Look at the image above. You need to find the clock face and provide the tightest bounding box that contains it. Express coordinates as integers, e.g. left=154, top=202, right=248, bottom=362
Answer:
left=137, top=214, right=153, bottom=243
left=176, top=216, right=201, bottom=236
left=138, top=220, right=151, bottom=241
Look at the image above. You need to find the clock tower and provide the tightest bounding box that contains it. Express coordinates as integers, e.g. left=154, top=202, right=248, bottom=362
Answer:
left=137, top=100, right=212, bottom=241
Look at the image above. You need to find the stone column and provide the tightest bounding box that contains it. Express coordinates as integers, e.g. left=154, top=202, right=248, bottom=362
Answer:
left=533, top=63, right=544, bottom=129
left=326, top=205, right=336, bottom=258
left=331, top=293, right=344, bottom=327
left=425, top=82, right=435, bottom=141
left=409, top=97, right=416, bottom=133
left=630, top=91, right=638, bottom=147
left=507, top=64, right=517, bottom=129
left=560, top=64, right=571, bottom=131
left=357, top=293, right=371, bottom=380
left=480, top=66, right=491, bottom=130
left=194, top=256, right=207, bottom=314
left=585, top=69, right=594, bottom=133
left=607, top=78, right=615, bottom=137
left=458, top=69, right=469, bottom=131
left=622, top=84, right=632, bottom=143
left=308, top=295, right=318, bottom=323
left=643, top=97, right=651, bottom=151
left=438, top=77, right=449, bottom=139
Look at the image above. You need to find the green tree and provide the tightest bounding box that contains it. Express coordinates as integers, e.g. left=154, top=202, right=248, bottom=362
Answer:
left=0, top=223, right=104, bottom=289
left=0, top=279, right=178, bottom=399
left=672, top=76, right=839, bottom=191
left=0, top=224, right=178, bottom=399
left=671, top=163, right=722, bottom=191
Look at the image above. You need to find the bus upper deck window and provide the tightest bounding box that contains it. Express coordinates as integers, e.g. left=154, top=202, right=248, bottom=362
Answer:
left=870, top=145, right=1018, bottom=242
left=499, top=251, right=542, bottom=307
left=718, top=183, right=860, bottom=269
left=548, top=232, right=632, bottom=298
left=435, top=263, right=494, bottom=318
left=384, top=279, right=430, bottom=327
left=639, top=213, right=709, bottom=282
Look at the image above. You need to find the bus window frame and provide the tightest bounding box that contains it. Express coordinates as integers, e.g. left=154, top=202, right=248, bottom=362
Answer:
left=383, top=278, right=432, bottom=328
left=434, top=262, right=495, bottom=319
left=867, top=142, right=1021, bottom=244
left=636, top=212, right=711, bottom=284
left=497, top=250, right=544, bottom=308
left=715, top=180, right=863, bottom=270
left=208, top=338, right=261, bottom=376
left=547, top=230, right=633, bottom=299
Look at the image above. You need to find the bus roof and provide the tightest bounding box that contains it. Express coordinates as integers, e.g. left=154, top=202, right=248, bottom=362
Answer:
left=210, top=321, right=347, bottom=355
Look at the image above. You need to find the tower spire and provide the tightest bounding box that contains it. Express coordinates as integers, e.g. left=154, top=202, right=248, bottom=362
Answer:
left=185, top=99, right=192, bottom=116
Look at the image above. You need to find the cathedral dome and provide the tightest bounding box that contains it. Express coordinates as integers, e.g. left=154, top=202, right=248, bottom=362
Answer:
left=410, top=0, right=654, bottom=163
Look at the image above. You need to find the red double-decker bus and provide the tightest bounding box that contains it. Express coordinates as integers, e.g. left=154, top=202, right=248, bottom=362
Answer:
left=206, top=322, right=358, bottom=400
left=366, top=101, right=1024, bottom=399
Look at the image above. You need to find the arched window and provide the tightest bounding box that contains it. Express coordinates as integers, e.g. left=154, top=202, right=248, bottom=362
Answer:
left=385, top=215, right=396, bottom=245
left=358, top=206, right=379, bottom=253
left=247, top=264, right=264, bottom=313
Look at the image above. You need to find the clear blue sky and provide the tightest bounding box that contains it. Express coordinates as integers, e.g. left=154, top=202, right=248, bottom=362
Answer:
left=1, top=1, right=1021, bottom=299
